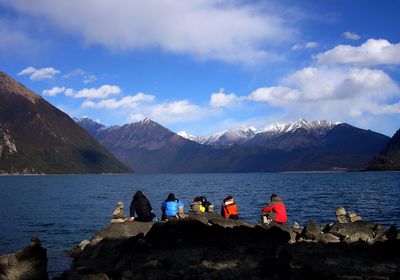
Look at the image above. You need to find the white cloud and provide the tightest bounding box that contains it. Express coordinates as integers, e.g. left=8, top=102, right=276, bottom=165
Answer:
left=316, top=39, right=400, bottom=66
left=292, top=41, right=318, bottom=50
left=342, top=32, right=361, bottom=40
left=129, top=113, right=146, bottom=122
left=17, top=66, right=60, bottom=80
left=283, top=66, right=398, bottom=102
left=305, top=42, right=318, bottom=48
left=210, top=90, right=241, bottom=108
left=83, top=75, right=97, bottom=84
left=366, top=102, right=400, bottom=115
left=147, top=100, right=210, bottom=124
left=65, top=88, right=74, bottom=97
left=83, top=93, right=155, bottom=109
left=249, top=86, right=300, bottom=106
left=72, top=85, right=121, bottom=99
left=63, top=69, right=97, bottom=84
left=82, top=101, right=96, bottom=108
left=42, top=86, right=66, bottom=96
left=3, top=0, right=294, bottom=64
left=249, top=66, right=400, bottom=120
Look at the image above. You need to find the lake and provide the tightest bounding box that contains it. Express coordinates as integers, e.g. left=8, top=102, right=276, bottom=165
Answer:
left=0, top=172, right=399, bottom=277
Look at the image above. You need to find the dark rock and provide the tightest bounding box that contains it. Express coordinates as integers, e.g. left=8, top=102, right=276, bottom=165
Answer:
left=319, top=233, right=341, bottom=244
left=286, top=239, right=400, bottom=279
left=0, top=237, right=48, bottom=280
left=328, top=221, right=377, bottom=243
left=301, top=220, right=322, bottom=241
left=59, top=217, right=400, bottom=279
left=387, top=225, right=399, bottom=240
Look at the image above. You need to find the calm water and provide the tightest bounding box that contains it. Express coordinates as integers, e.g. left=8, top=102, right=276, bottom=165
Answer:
left=0, top=172, right=399, bottom=277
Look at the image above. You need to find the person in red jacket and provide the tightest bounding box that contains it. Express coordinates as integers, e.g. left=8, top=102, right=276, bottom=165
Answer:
left=261, top=194, right=287, bottom=224
left=221, top=196, right=239, bottom=220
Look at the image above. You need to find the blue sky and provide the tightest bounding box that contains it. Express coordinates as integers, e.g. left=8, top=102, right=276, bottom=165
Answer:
left=1, top=0, right=400, bottom=136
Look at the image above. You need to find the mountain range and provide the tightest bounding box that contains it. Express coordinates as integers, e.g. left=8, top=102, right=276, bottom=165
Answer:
left=0, top=72, right=131, bottom=174
left=76, top=117, right=390, bottom=173
left=1, top=71, right=395, bottom=174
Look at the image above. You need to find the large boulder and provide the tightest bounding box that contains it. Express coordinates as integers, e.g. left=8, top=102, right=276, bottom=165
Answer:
left=327, top=220, right=385, bottom=243
left=57, top=216, right=400, bottom=280
left=69, top=221, right=156, bottom=258
left=0, top=237, right=48, bottom=280
left=60, top=218, right=291, bottom=279
left=300, top=220, right=322, bottom=241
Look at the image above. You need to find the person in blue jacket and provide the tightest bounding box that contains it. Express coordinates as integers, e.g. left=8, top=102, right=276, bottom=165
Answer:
left=161, top=193, right=184, bottom=220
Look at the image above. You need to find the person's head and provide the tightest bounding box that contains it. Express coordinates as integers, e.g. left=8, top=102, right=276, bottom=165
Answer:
left=270, top=194, right=282, bottom=202
left=200, top=196, right=207, bottom=203
left=133, top=191, right=144, bottom=200
left=166, top=193, right=176, bottom=202
left=224, top=196, right=234, bottom=203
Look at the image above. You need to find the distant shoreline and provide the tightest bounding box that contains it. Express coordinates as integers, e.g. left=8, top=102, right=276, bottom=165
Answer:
left=1, top=170, right=400, bottom=177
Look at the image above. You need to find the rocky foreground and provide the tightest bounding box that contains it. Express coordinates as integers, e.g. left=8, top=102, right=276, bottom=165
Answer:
left=1, top=213, right=400, bottom=280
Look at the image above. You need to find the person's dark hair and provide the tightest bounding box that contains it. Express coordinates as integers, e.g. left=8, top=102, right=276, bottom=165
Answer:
left=166, top=193, right=176, bottom=202
left=271, top=194, right=278, bottom=200
left=224, top=195, right=233, bottom=203
left=133, top=191, right=145, bottom=201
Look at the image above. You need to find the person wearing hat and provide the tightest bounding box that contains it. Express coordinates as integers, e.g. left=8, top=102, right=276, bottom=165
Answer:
left=261, top=194, right=287, bottom=224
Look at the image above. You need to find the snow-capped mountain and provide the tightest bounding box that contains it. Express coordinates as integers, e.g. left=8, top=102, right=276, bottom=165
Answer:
left=263, top=119, right=336, bottom=135
left=177, top=131, right=206, bottom=143
left=179, top=119, right=337, bottom=147
left=75, top=117, right=390, bottom=172
left=179, top=125, right=257, bottom=146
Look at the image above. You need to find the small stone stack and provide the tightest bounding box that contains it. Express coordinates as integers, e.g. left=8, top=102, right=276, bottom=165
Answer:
left=347, top=211, right=362, bottom=222
left=336, top=207, right=348, bottom=223
left=111, top=201, right=127, bottom=223
left=336, top=207, right=362, bottom=223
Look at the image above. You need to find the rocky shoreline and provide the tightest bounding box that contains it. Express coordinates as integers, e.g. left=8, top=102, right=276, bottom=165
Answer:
left=1, top=212, right=399, bottom=280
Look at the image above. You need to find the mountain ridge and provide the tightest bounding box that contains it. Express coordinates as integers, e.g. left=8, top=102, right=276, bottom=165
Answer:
left=76, top=117, right=390, bottom=173
left=0, top=72, right=132, bottom=174
left=178, top=119, right=341, bottom=147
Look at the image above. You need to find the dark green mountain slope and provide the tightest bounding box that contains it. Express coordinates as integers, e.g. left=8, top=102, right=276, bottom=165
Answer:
left=366, top=129, right=400, bottom=171
left=0, top=72, right=131, bottom=174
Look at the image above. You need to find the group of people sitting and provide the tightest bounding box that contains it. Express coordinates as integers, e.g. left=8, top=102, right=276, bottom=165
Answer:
left=113, top=191, right=287, bottom=224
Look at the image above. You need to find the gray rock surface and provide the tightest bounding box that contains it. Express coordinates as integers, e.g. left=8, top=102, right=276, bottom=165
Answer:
left=57, top=214, right=400, bottom=280
left=301, top=219, right=321, bottom=241
left=0, top=237, right=48, bottom=280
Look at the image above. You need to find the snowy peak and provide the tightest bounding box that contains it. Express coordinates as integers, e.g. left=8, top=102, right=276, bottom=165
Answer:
left=177, top=131, right=200, bottom=142
left=139, top=117, right=153, bottom=125
left=182, top=119, right=338, bottom=147
left=264, top=119, right=335, bottom=135
left=184, top=126, right=258, bottom=146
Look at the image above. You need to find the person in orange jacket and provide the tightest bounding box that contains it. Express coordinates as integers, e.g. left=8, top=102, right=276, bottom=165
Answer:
left=261, top=194, right=287, bottom=224
left=221, top=196, right=239, bottom=220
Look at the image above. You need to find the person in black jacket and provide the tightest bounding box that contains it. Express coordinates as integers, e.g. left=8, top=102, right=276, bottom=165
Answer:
left=129, top=191, right=155, bottom=222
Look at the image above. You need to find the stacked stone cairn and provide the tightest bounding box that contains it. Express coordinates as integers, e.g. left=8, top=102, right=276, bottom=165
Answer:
left=110, top=201, right=127, bottom=223
left=336, top=206, right=362, bottom=223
